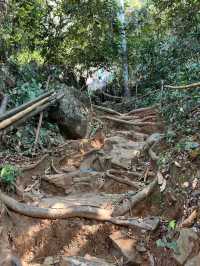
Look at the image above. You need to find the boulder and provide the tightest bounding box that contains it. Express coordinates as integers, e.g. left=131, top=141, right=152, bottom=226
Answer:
left=49, top=86, right=88, bottom=139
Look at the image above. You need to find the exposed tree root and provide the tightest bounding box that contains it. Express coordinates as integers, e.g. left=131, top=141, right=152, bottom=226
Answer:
left=102, top=92, right=122, bottom=100
left=106, top=170, right=143, bottom=189
left=126, top=105, right=158, bottom=116
left=100, top=115, right=158, bottom=126
left=0, top=190, right=158, bottom=230
left=93, top=105, right=122, bottom=116
left=0, top=190, right=112, bottom=220
left=114, top=178, right=158, bottom=216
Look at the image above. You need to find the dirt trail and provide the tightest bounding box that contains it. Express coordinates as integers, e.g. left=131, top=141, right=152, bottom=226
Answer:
left=0, top=105, right=190, bottom=266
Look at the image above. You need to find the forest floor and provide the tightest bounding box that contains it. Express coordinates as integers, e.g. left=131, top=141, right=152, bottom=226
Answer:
left=0, top=105, right=200, bottom=266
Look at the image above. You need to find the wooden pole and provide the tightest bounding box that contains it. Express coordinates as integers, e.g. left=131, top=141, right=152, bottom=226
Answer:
left=0, top=91, right=53, bottom=122
left=0, top=96, right=50, bottom=130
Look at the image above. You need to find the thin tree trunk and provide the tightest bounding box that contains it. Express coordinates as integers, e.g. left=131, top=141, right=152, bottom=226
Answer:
left=118, top=0, right=130, bottom=97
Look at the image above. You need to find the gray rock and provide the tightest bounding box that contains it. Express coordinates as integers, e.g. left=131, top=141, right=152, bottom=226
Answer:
left=49, top=86, right=88, bottom=139
left=173, top=228, right=198, bottom=265
left=185, top=252, right=200, bottom=266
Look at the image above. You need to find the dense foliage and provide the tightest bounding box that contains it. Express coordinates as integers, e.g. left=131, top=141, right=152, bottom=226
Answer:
left=0, top=0, right=200, bottom=138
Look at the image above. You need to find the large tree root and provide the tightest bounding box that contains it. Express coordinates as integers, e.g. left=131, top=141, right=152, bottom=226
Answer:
left=126, top=105, right=158, bottom=116
left=0, top=190, right=112, bottom=220
left=0, top=190, right=159, bottom=230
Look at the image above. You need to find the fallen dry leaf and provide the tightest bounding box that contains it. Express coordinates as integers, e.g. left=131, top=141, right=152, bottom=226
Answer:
left=181, top=209, right=198, bottom=228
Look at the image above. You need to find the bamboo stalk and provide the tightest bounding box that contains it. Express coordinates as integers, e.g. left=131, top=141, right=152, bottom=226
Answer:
left=0, top=91, right=53, bottom=122
left=0, top=96, right=51, bottom=130
left=3, top=92, right=64, bottom=133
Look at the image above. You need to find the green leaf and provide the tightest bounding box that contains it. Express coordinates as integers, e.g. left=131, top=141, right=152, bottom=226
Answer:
left=168, top=220, right=176, bottom=230
left=165, top=241, right=179, bottom=254
left=156, top=239, right=166, bottom=248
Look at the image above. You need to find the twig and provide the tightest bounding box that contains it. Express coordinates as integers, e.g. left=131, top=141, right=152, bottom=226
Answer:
left=33, top=112, right=43, bottom=153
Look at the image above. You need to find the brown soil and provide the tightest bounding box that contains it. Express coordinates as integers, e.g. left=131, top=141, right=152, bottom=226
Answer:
left=0, top=108, right=200, bottom=266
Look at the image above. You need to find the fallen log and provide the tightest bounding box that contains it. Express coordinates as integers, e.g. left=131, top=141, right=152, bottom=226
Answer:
left=0, top=91, right=52, bottom=122
left=165, top=82, right=200, bottom=90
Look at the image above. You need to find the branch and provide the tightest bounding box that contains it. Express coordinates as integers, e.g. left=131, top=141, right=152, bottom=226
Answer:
left=165, top=82, right=200, bottom=90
